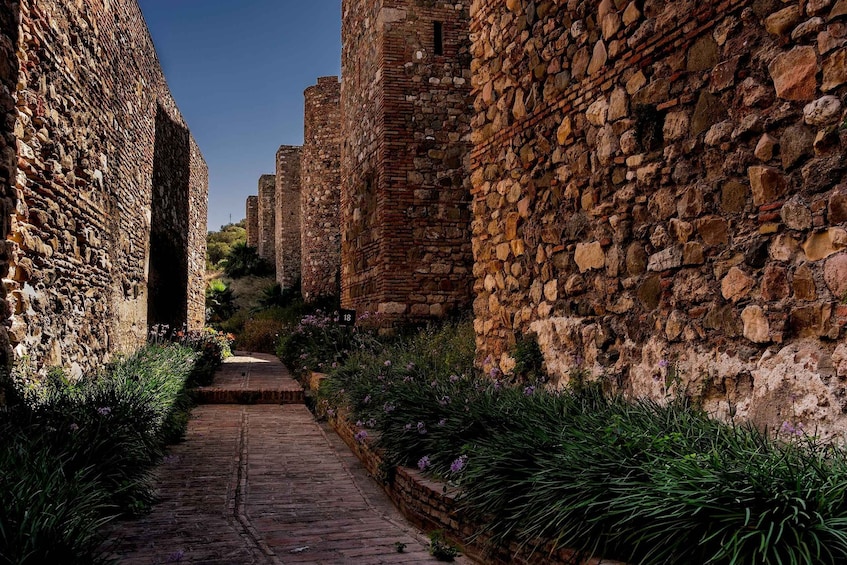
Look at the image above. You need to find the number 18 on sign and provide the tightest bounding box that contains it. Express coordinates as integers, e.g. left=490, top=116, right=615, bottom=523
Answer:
left=339, top=309, right=356, bottom=326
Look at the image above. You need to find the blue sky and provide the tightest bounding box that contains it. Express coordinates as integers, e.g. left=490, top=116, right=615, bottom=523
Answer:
left=137, top=0, right=342, bottom=231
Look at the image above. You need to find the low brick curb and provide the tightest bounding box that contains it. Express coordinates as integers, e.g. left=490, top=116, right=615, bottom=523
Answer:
left=308, top=373, right=626, bottom=565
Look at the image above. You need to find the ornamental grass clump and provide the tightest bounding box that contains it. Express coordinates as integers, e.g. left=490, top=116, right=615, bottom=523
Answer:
left=0, top=430, right=114, bottom=565
left=1, top=343, right=203, bottom=563
left=319, top=320, right=847, bottom=565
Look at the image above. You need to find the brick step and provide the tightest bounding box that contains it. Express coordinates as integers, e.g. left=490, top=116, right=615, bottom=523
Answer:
left=191, top=387, right=305, bottom=405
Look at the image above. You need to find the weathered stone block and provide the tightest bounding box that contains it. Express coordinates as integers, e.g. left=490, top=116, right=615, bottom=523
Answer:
left=748, top=166, right=788, bottom=205
left=768, top=46, right=818, bottom=100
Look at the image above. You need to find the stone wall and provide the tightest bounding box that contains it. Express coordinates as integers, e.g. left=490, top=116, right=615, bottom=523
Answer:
left=0, top=0, right=20, bottom=381
left=257, top=174, right=276, bottom=263
left=275, top=145, right=302, bottom=290
left=471, top=0, right=847, bottom=435
left=246, top=195, right=259, bottom=248
left=301, top=76, right=341, bottom=302
left=9, top=0, right=207, bottom=376
left=340, top=0, right=474, bottom=323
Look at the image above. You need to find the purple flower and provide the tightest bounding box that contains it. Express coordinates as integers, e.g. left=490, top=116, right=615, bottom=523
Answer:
left=383, top=403, right=395, bottom=413
left=406, top=362, right=415, bottom=371
left=164, top=550, right=185, bottom=563
left=450, top=455, right=468, bottom=474
left=438, top=418, right=447, bottom=427
left=356, top=420, right=364, bottom=427
left=417, top=421, right=427, bottom=435
left=69, top=423, right=79, bottom=432
left=354, top=430, right=368, bottom=443
left=524, top=385, right=536, bottom=396
left=97, top=406, right=111, bottom=416
left=781, top=421, right=805, bottom=436
left=493, top=380, right=503, bottom=391
left=430, top=381, right=438, bottom=388
left=489, top=366, right=501, bottom=379
left=404, top=423, right=413, bottom=431
left=363, top=395, right=372, bottom=404
left=384, top=360, right=392, bottom=367
left=417, top=456, right=431, bottom=471
left=658, top=359, right=669, bottom=369
left=326, top=408, right=336, bottom=417
left=575, top=355, right=584, bottom=367
left=449, top=374, right=460, bottom=383
left=367, top=418, right=376, bottom=428
left=438, top=395, right=451, bottom=406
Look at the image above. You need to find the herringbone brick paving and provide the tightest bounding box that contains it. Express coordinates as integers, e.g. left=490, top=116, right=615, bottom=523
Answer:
left=107, top=353, right=467, bottom=564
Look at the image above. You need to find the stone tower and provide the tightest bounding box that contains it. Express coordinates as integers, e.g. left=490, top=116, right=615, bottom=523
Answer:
left=246, top=195, right=259, bottom=248
left=257, top=174, right=276, bottom=263
left=340, top=0, right=474, bottom=323
left=275, top=145, right=302, bottom=290
left=301, top=77, right=342, bottom=303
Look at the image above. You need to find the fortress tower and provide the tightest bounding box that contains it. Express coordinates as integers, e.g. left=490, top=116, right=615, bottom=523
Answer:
left=340, top=0, right=474, bottom=323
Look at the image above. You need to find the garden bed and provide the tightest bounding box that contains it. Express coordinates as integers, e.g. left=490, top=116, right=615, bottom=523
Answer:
left=0, top=334, right=232, bottom=564
left=314, top=376, right=625, bottom=565
left=293, top=320, right=847, bottom=565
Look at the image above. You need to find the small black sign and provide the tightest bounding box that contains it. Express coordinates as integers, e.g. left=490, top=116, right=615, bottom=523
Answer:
left=339, top=309, right=356, bottom=326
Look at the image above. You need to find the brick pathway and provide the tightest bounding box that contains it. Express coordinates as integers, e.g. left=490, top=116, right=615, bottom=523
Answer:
left=107, top=353, right=468, bottom=564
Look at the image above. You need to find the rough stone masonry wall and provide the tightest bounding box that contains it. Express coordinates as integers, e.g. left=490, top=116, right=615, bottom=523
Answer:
left=341, top=0, right=474, bottom=322
left=0, top=0, right=20, bottom=381
left=10, top=0, right=207, bottom=376
left=471, top=0, right=847, bottom=435
left=275, top=145, right=302, bottom=290
left=301, top=77, right=341, bottom=302
left=246, top=195, right=259, bottom=248
left=257, top=174, right=276, bottom=263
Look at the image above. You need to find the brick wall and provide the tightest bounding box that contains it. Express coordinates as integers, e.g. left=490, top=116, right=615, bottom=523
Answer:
left=9, top=0, right=207, bottom=376
left=301, top=76, right=341, bottom=302
left=340, top=0, right=474, bottom=324
left=471, top=0, right=847, bottom=435
left=246, top=195, right=259, bottom=248
left=275, top=145, right=302, bottom=290
left=257, top=174, right=276, bottom=263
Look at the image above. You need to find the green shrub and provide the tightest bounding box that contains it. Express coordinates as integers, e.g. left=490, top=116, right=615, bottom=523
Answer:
left=21, top=345, right=198, bottom=513
left=511, top=333, right=544, bottom=382
left=205, top=279, right=236, bottom=323
left=1, top=343, right=203, bottom=562
left=174, top=328, right=233, bottom=386
left=238, top=318, right=286, bottom=354
left=0, top=429, right=114, bottom=565
left=207, top=221, right=246, bottom=270
left=277, top=310, right=383, bottom=375
left=223, top=242, right=273, bottom=278
left=255, top=282, right=302, bottom=310
left=319, top=321, right=847, bottom=565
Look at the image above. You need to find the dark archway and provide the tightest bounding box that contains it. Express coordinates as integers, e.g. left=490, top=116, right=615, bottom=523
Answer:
left=148, top=104, right=191, bottom=330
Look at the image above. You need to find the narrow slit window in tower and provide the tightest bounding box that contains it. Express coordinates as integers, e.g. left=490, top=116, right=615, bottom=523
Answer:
left=434, top=21, right=444, bottom=55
